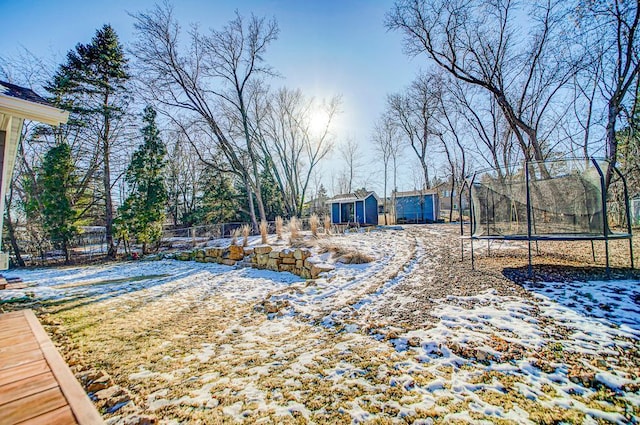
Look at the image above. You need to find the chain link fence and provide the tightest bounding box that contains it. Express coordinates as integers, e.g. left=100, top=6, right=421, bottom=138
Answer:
left=7, top=218, right=335, bottom=267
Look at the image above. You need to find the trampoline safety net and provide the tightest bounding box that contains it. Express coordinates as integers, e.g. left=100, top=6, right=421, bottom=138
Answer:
left=470, top=159, right=610, bottom=238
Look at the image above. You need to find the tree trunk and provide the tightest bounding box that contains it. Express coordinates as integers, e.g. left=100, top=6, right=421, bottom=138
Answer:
left=245, top=176, right=258, bottom=231
left=4, top=209, right=25, bottom=267
left=449, top=179, right=455, bottom=223
left=383, top=163, right=388, bottom=225
left=605, top=102, right=619, bottom=188
left=392, top=154, right=398, bottom=224
left=421, top=158, right=430, bottom=189
left=63, top=239, right=70, bottom=265
left=254, top=186, right=267, bottom=222
left=103, top=111, right=116, bottom=260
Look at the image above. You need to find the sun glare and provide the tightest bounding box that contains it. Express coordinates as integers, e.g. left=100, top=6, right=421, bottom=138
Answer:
left=308, top=108, right=329, bottom=135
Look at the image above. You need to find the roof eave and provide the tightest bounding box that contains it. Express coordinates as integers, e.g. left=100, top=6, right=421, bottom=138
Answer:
left=0, top=94, right=69, bottom=126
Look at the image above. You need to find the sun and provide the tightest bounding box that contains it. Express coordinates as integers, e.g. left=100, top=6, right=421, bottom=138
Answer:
left=308, top=108, right=329, bottom=135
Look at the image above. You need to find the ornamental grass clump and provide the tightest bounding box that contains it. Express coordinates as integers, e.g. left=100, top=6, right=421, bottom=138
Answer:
left=241, top=224, right=250, bottom=247
left=231, top=228, right=240, bottom=246
left=323, top=215, right=332, bottom=235
left=289, top=216, right=300, bottom=242
left=317, top=241, right=374, bottom=264
left=310, top=214, right=320, bottom=237
left=275, top=216, right=283, bottom=241
left=260, top=220, right=268, bottom=244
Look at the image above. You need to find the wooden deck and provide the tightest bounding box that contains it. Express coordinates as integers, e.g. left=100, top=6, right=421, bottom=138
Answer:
left=0, top=310, right=103, bottom=424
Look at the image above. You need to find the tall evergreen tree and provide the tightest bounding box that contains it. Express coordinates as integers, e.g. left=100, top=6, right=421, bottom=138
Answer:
left=48, top=24, right=130, bottom=259
left=118, top=106, right=167, bottom=254
left=259, top=169, right=286, bottom=221
left=38, top=143, right=78, bottom=264
left=187, top=166, right=241, bottom=226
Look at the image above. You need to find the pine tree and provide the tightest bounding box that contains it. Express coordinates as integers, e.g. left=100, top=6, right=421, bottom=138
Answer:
left=235, top=169, right=286, bottom=223
left=187, top=166, right=241, bottom=226
left=259, top=169, right=286, bottom=221
left=38, top=143, right=78, bottom=264
left=314, top=184, right=330, bottom=217
left=48, top=24, right=130, bottom=259
left=118, top=106, right=167, bottom=255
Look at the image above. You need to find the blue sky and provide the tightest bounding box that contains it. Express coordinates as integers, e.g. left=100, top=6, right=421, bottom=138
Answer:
left=0, top=0, right=425, bottom=193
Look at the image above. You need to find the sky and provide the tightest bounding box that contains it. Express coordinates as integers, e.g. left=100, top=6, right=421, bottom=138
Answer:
left=0, top=0, right=427, bottom=194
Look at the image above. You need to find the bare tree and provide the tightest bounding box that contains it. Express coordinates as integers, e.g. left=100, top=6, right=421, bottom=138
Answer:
left=131, top=4, right=278, bottom=229
left=578, top=0, right=640, bottom=178
left=387, top=0, right=581, bottom=166
left=437, top=83, right=470, bottom=221
left=164, top=130, right=207, bottom=226
left=255, top=88, right=340, bottom=216
left=554, top=51, right=605, bottom=161
left=449, top=80, right=518, bottom=176
left=387, top=72, right=443, bottom=188
left=372, top=115, right=401, bottom=224
left=337, top=138, right=362, bottom=194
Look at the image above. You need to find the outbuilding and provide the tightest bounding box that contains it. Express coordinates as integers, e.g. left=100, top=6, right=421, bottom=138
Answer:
left=394, top=189, right=439, bottom=224
left=329, top=191, right=379, bottom=225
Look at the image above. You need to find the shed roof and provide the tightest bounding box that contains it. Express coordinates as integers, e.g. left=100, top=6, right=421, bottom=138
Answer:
left=329, top=191, right=379, bottom=203
left=394, top=189, right=438, bottom=198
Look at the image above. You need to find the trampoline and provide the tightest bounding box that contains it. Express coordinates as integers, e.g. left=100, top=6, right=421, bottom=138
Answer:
left=462, top=158, right=634, bottom=274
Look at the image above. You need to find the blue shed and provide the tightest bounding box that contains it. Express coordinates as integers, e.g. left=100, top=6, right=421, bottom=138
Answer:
left=329, top=191, right=379, bottom=225
left=394, top=189, right=439, bottom=224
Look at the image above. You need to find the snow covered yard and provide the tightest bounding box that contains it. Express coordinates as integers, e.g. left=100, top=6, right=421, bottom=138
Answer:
left=1, top=225, right=639, bottom=424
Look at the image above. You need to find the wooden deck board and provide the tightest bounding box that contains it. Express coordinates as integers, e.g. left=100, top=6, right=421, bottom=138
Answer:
left=0, top=371, right=58, bottom=405
left=0, top=347, right=44, bottom=371
left=0, top=360, right=50, bottom=387
left=0, top=310, right=103, bottom=425
left=1, top=387, right=68, bottom=424
left=16, top=406, right=77, bottom=425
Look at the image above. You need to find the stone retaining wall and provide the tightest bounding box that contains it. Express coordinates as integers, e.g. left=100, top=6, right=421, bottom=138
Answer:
left=172, top=244, right=334, bottom=279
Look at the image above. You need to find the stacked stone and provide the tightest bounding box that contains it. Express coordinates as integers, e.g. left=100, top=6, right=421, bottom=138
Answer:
left=173, top=244, right=334, bottom=279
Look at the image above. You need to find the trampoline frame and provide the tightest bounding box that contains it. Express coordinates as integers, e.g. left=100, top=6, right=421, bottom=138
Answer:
left=461, top=158, right=634, bottom=276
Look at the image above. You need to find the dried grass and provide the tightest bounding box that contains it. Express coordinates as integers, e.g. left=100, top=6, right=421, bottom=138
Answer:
left=323, top=215, right=332, bottom=235
left=241, top=224, right=251, bottom=247
left=310, top=214, right=320, bottom=237
left=337, top=251, right=374, bottom=264
left=260, top=220, right=268, bottom=244
left=317, top=241, right=374, bottom=264
left=289, top=216, right=300, bottom=241
left=275, top=216, right=283, bottom=241
left=289, top=238, right=316, bottom=249
left=231, top=228, right=241, bottom=245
